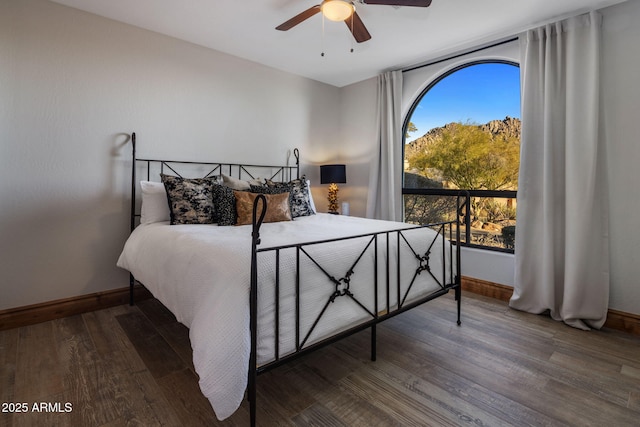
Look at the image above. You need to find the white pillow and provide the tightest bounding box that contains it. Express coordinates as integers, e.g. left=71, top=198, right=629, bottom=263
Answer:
left=140, top=181, right=170, bottom=224
left=306, top=180, right=316, bottom=213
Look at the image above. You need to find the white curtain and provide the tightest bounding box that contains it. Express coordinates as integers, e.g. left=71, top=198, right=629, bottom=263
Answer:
left=510, top=11, right=609, bottom=330
left=366, top=70, right=403, bottom=221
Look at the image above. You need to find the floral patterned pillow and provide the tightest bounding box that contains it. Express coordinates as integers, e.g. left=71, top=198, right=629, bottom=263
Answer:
left=160, top=174, right=216, bottom=225
left=262, top=176, right=315, bottom=218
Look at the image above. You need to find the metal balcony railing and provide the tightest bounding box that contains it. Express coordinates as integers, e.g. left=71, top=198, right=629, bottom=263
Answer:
left=402, top=188, right=517, bottom=253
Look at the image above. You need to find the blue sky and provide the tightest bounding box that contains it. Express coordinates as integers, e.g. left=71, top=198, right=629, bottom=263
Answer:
left=406, top=62, right=521, bottom=143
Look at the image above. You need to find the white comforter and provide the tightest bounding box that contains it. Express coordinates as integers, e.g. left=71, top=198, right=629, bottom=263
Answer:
left=117, top=213, right=451, bottom=420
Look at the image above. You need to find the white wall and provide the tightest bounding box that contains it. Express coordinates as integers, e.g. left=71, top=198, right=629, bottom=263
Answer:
left=338, top=2, right=640, bottom=315
left=335, top=78, right=379, bottom=218
left=0, top=0, right=340, bottom=310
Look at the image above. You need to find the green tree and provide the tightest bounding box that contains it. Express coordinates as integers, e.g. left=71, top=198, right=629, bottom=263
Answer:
left=405, top=121, right=418, bottom=139
left=407, top=122, right=519, bottom=190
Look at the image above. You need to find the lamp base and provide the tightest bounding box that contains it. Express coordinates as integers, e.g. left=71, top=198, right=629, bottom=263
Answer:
left=327, top=183, right=339, bottom=214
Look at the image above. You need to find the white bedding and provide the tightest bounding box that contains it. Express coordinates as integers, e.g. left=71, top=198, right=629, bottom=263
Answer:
left=117, top=213, right=453, bottom=420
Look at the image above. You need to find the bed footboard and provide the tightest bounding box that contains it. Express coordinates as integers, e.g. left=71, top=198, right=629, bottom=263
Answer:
left=247, top=194, right=465, bottom=427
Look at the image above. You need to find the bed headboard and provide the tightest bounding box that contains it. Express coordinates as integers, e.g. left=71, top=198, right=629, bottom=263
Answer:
left=128, top=132, right=300, bottom=232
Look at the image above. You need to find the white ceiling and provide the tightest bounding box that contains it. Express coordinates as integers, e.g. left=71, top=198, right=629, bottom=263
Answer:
left=50, top=0, right=626, bottom=87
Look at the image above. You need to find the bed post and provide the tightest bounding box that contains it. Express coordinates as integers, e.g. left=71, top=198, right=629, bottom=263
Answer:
left=249, top=194, right=267, bottom=427
left=293, top=148, right=300, bottom=180
left=129, top=132, right=137, bottom=306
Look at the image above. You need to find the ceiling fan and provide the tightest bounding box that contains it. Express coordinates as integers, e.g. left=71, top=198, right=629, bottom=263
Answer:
left=276, top=0, right=433, bottom=43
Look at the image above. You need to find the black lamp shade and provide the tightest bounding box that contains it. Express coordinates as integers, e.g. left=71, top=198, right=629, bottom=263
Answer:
left=320, top=164, right=346, bottom=184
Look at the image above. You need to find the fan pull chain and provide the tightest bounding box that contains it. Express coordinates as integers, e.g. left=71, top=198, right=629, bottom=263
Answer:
left=321, top=13, right=325, bottom=57
left=350, top=13, right=354, bottom=53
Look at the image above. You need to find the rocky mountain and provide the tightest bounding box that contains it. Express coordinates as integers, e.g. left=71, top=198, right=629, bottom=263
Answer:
left=405, top=116, right=521, bottom=159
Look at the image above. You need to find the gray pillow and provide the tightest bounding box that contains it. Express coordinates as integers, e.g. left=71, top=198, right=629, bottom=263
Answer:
left=221, top=173, right=265, bottom=190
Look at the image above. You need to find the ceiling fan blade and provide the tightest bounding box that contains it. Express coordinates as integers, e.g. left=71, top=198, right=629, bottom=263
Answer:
left=345, top=11, right=371, bottom=43
left=362, top=0, right=432, bottom=6
left=276, top=5, right=322, bottom=31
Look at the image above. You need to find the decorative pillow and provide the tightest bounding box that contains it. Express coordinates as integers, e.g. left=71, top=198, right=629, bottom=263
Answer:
left=221, top=173, right=265, bottom=191
left=264, top=176, right=315, bottom=218
left=160, top=174, right=216, bottom=225
left=212, top=184, right=238, bottom=226
left=249, top=183, right=293, bottom=214
left=140, top=181, right=171, bottom=224
left=234, top=191, right=292, bottom=226
left=305, top=180, right=316, bottom=213
left=250, top=183, right=292, bottom=195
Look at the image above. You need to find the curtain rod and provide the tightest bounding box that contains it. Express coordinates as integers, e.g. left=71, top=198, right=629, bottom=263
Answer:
left=402, top=36, right=518, bottom=74
left=401, top=2, right=617, bottom=74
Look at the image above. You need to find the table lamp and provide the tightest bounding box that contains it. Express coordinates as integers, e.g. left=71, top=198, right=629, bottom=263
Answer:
left=320, top=164, right=346, bottom=214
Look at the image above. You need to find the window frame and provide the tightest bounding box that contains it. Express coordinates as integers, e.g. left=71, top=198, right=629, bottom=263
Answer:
left=402, top=60, right=520, bottom=254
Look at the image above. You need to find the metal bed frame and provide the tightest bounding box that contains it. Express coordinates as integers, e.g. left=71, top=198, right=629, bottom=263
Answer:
left=125, top=133, right=463, bottom=426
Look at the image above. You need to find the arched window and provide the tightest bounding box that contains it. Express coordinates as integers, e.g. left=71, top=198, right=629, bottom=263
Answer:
left=403, top=61, right=520, bottom=252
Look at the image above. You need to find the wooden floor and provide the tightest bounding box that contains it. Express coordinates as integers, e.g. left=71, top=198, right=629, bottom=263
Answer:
left=1, top=292, right=639, bottom=427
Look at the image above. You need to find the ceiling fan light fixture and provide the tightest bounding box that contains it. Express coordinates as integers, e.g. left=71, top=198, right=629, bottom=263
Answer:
left=321, top=0, right=355, bottom=22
